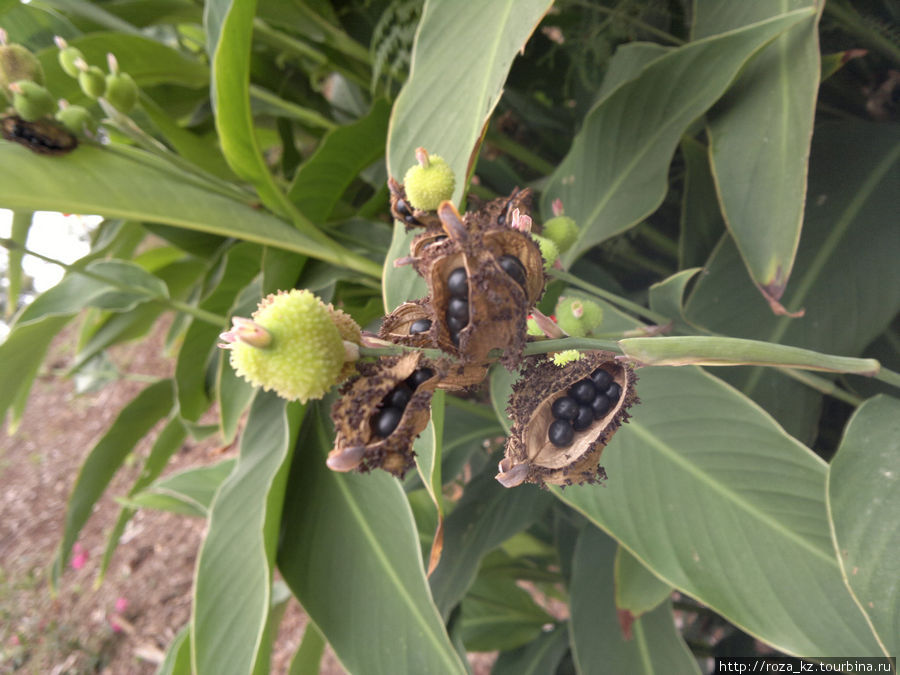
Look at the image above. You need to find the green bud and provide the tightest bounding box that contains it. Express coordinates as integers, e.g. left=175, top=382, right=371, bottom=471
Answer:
left=402, top=147, right=456, bottom=211
left=542, top=215, right=579, bottom=253
left=10, top=80, right=56, bottom=121
left=0, top=43, right=44, bottom=90
left=531, top=234, right=560, bottom=271
left=55, top=103, right=97, bottom=135
left=104, top=71, right=138, bottom=112
left=555, top=296, right=604, bottom=337
left=58, top=46, right=85, bottom=78
left=78, top=65, right=106, bottom=99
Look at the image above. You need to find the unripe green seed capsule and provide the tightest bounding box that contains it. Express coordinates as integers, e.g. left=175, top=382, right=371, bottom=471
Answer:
left=542, top=215, right=579, bottom=253
left=104, top=71, right=137, bottom=112
left=0, top=44, right=44, bottom=89
left=78, top=66, right=106, bottom=99
left=11, top=80, right=56, bottom=121
left=58, top=46, right=85, bottom=78
left=55, top=104, right=96, bottom=135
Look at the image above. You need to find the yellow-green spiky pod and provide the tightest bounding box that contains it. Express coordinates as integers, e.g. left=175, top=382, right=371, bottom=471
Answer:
left=402, top=149, right=455, bottom=211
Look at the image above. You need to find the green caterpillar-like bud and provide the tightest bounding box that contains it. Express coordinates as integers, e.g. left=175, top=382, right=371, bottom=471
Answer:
left=220, top=289, right=362, bottom=403
left=0, top=42, right=44, bottom=91
left=10, top=80, right=56, bottom=121
left=402, top=147, right=455, bottom=211
left=54, top=37, right=84, bottom=78
left=56, top=101, right=97, bottom=135
left=555, top=296, right=604, bottom=337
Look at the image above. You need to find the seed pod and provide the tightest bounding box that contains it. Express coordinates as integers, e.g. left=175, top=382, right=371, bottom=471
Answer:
left=497, top=350, right=638, bottom=488
left=78, top=65, right=106, bottom=99
left=105, top=71, right=138, bottom=113
left=10, top=80, right=56, bottom=121
left=55, top=37, right=84, bottom=78
left=417, top=199, right=544, bottom=368
left=388, top=177, right=441, bottom=230
left=0, top=43, right=44, bottom=90
left=327, top=351, right=441, bottom=478
left=55, top=103, right=97, bottom=136
left=1, top=114, right=78, bottom=155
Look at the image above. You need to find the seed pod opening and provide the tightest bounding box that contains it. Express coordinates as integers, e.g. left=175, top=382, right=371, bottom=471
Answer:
left=498, top=350, right=638, bottom=488
left=328, top=351, right=441, bottom=478
left=388, top=176, right=441, bottom=230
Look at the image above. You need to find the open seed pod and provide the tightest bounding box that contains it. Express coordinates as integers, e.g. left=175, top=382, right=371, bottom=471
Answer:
left=388, top=176, right=442, bottom=230
left=498, top=351, right=638, bottom=488
left=327, top=351, right=441, bottom=478
left=417, top=201, right=544, bottom=369
left=378, top=300, right=490, bottom=390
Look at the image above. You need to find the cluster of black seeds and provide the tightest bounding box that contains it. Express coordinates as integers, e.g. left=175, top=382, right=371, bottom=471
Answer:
left=445, top=267, right=469, bottom=345
left=372, top=367, right=434, bottom=438
left=547, top=367, right=622, bottom=447
left=498, top=254, right=527, bottom=289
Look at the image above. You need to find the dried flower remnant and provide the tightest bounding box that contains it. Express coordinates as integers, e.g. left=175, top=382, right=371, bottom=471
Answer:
left=497, top=351, right=638, bottom=488
left=328, top=352, right=441, bottom=478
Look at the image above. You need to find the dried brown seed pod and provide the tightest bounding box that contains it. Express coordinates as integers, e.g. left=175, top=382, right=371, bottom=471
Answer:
left=327, top=351, right=441, bottom=478
left=378, top=300, right=489, bottom=390
left=1, top=114, right=78, bottom=155
left=388, top=176, right=442, bottom=230
left=498, top=351, right=638, bottom=488
left=414, top=200, right=544, bottom=369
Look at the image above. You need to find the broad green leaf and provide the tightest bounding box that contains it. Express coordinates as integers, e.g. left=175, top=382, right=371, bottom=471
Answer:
left=827, top=395, right=900, bottom=657
left=679, top=136, right=724, bottom=269
left=382, top=224, right=427, bottom=312
left=383, top=0, right=555, bottom=311
left=192, top=392, right=302, bottom=675
left=217, top=356, right=255, bottom=445
left=82, top=259, right=170, bottom=311
left=596, top=42, right=671, bottom=101
left=489, top=363, right=518, bottom=434
left=429, top=461, right=553, bottom=618
left=619, top=336, right=881, bottom=375
left=253, top=580, right=292, bottom=675
left=542, top=9, right=816, bottom=263
left=51, top=379, right=175, bottom=586
left=458, top=571, right=553, bottom=652
left=414, top=389, right=445, bottom=573
left=614, top=546, right=672, bottom=618
left=647, top=268, right=702, bottom=333
left=99, top=416, right=188, bottom=582
left=491, top=624, right=569, bottom=675
left=555, top=367, right=881, bottom=656
left=571, top=527, right=699, bottom=674
left=288, top=98, right=391, bottom=222
left=0, top=1, right=78, bottom=46
left=695, top=1, right=821, bottom=301
left=287, top=623, right=325, bottom=675
left=278, top=404, right=467, bottom=675
left=685, top=121, right=900, bottom=442
left=103, top=0, right=203, bottom=27
left=126, top=459, right=236, bottom=517
left=0, top=143, right=359, bottom=271
left=157, top=624, right=191, bottom=675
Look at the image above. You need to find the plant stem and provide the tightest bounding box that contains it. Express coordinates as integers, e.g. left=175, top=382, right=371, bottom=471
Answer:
left=523, top=337, right=621, bottom=355
left=0, top=240, right=227, bottom=327
left=777, top=368, right=863, bottom=406
left=485, top=132, right=556, bottom=176
left=874, top=366, right=900, bottom=390
left=248, top=86, right=338, bottom=131
left=550, top=269, right=670, bottom=325
left=6, top=211, right=31, bottom=318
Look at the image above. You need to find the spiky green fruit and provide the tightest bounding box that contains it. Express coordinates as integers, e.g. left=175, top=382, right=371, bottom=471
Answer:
left=10, top=81, right=56, bottom=121
left=531, top=234, right=559, bottom=271
left=227, top=289, right=360, bottom=402
left=78, top=66, right=106, bottom=99
left=402, top=148, right=455, bottom=211
left=555, top=297, right=603, bottom=337
left=58, top=46, right=84, bottom=78
left=0, top=44, right=43, bottom=90
left=105, top=71, right=137, bottom=112
left=542, top=215, right=578, bottom=253
left=55, top=104, right=97, bottom=135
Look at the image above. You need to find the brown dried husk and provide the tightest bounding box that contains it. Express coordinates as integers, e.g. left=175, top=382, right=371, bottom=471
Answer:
left=418, top=201, right=545, bottom=369
left=378, top=300, right=489, bottom=390
left=328, top=352, right=440, bottom=478
left=388, top=177, right=442, bottom=230
left=499, top=351, right=638, bottom=488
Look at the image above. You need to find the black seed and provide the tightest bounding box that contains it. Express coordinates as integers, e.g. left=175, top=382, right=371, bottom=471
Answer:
left=548, top=419, right=575, bottom=447
left=373, top=406, right=403, bottom=438
left=447, top=296, right=469, bottom=321
left=427, top=235, right=448, bottom=247
left=551, top=396, right=579, bottom=421
left=447, top=267, right=468, bottom=298
left=385, top=384, right=412, bottom=409
left=446, top=313, right=467, bottom=333
left=591, top=393, right=611, bottom=419
left=406, top=368, right=434, bottom=389
left=572, top=405, right=594, bottom=432
left=568, top=379, right=597, bottom=404
left=498, top=254, right=526, bottom=288
left=394, top=198, right=420, bottom=225
left=449, top=329, right=460, bottom=346
left=604, top=382, right=621, bottom=403
left=409, top=318, right=432, bottom=335
left=591, top=368, right=612, bottom=391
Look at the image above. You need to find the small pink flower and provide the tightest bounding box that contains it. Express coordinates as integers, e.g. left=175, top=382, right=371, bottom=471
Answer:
left=114, top=597, right=128, bottom=613
left=110, top=619, right=122, bottom=633
left=71, top=543, right=88, bottom=570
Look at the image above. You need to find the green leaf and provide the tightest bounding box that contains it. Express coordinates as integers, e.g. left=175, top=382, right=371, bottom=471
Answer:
left=287, top=622, right=325, bottom=675
left=82, top=259, right=170, bottom=310
left=288, top=98, right=391, bottom=222
left=554, top=367, right=881, bottom=656
left=619, top=336, right=881, bottom=375
left=383, top=0, right=555, bottom=311
left=542, top=8, right=816, bottom=263
left=489, top=363, right=517, bottom=435
left=192, top=392, right=302, bottom=675
left=458, top=570, right=553, bottom=652
left=685, top=121, right=900, bottom=442
left=217, top=356, right=255, bottom=445
left=278, top=403, right=467, bottom=675
left=51, top=379, right=175, bottom=587
left=694, top=1, right=821, bottom=300
left=429, top=461, right=553, bottom=618
left=827, top=395, right=900, bottom=657
left=571, top=526, right=699, bottom=674
left=647, top=268, right=702, bottom=333
left=157, top=624, right=191, bottom=675
left=614, top=546, right=673, bottom=618
left=414, top=389, right=445, bottom=573
left=491, top=624, right=569, bottom=675
left=0, top=143, right=364, bottom=273
left=679, top=136, right=725, bottom=269
left=126, top=459, right=236, bottom=517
